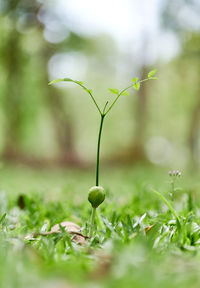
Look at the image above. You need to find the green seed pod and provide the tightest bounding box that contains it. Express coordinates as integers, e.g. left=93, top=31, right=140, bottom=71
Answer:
left=88, top=186, right=105, bottom=208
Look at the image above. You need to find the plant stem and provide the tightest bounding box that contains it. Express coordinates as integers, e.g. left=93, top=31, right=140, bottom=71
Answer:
left=75, top=81, right=102, bottom=115
left=89, top=105, right=107, bottom=238
left=171, top=180, right=175, bottom=201
left=89, top=207, right=96, bottom=238
left=96, top=114, right=105, bottom=186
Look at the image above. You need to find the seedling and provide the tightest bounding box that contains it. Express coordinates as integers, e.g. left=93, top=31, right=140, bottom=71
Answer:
left=49, top=69, right=157, bottom=237
left=152, top=170, right=183, bottom=232
left=168, top=170, right=181, bottom=200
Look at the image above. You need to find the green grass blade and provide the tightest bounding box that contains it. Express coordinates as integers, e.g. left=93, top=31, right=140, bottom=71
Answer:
left=0, top=213, right=6, bottom=224
left=152, top=189, right=181, bottom=230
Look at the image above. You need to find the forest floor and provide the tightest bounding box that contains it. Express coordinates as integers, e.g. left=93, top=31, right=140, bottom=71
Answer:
left=0, top=164, right=200, bottom=288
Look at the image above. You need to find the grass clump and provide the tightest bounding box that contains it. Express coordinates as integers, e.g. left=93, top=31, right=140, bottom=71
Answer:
left=0, top=166, right=200, bottom=287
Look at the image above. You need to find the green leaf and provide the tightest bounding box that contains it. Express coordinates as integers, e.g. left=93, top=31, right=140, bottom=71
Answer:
left=86, top=89, right=92, bottom=94
left=148, top=69, right=157, bottom=78
left=0, top=213, right=6, bottom=224
left=131, top=77, right=138, bottom=83
left=48, top=78, right=74, bottom=85
left=76, top=81, right=83, bottom=85
left=121, top=91, right=129, bottom=96
left=132, top=82, right=140, bottom=90
left=48, top=79, right=64, bottom=85
left=109, top=88, right=119, bottom=95
left=63, top=78, right=73, bottom=82
left=150, top=76, right=158, bottom=80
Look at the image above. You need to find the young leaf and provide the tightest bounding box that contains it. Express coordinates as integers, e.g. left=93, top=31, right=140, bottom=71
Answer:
left=148, top=70, right=157, bottom=78
left=132, top=82, right=140, bottom=90
left=86, top=89, right=93, bottom=94
left=63, top=78, right=73, bottom=82
left=48, top=78, right=74, bottom=85
left=48, top=79, right=64, bottom=85
left=131, top=77, right=138, bottom=83
left=121, top=91, right=129, bottom=96
left=109, top=88, right=119, bottom=95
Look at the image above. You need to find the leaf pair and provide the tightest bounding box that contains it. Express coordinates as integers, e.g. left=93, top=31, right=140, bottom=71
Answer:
left=147, top=69, right=158, bottom=79
left=108, top=88, right=129, bottom=96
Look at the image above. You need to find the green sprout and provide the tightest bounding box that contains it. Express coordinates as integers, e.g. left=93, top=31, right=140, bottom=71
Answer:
left=168, top=170, right=182, bottom=200
left=49, top=69, right=157, bottom=237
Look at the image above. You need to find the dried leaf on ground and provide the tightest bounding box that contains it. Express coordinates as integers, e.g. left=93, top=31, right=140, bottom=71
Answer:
left=25, top=221, right=88, bottom=245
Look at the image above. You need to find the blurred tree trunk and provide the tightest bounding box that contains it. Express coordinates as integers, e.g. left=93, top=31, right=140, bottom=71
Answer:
left=121, top=65, right=148, bottom=163
left=1, top=0, right=82, bottom=167
left=130, top=66, right=148, bottom=161
left=108, top=31, right=150, bottom=165
left=42, top=54, right=81, bottom=166
left=188, top=82, right=200, bottom=164
left=2, top=28, right=23, bottom=160
left=184, top=35, right=200, bottom=166
left=34, top=4, right=81, bottom=166
left=107, top=66, right=149, bottom=165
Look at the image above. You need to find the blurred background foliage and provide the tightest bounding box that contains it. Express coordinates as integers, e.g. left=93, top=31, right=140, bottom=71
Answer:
left=0, top=0, right=200, bottom=169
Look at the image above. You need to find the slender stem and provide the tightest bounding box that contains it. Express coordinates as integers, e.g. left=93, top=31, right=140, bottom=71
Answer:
left=139, top=78, right=149, bottom=84
left=89, top=207, right=96, bottom=238
left=96, top=114, right=105, bottom=186
left=75, top=81, right=102, bottom=115
left=103, top=101, right=109, bottom=114
left=89, top=103, right=108, bottom=238
left=171, top=180, right=175, bottom=201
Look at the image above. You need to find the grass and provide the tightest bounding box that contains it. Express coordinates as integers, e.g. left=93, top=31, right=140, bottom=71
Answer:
left=1, top=164, right=200, bottom=288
